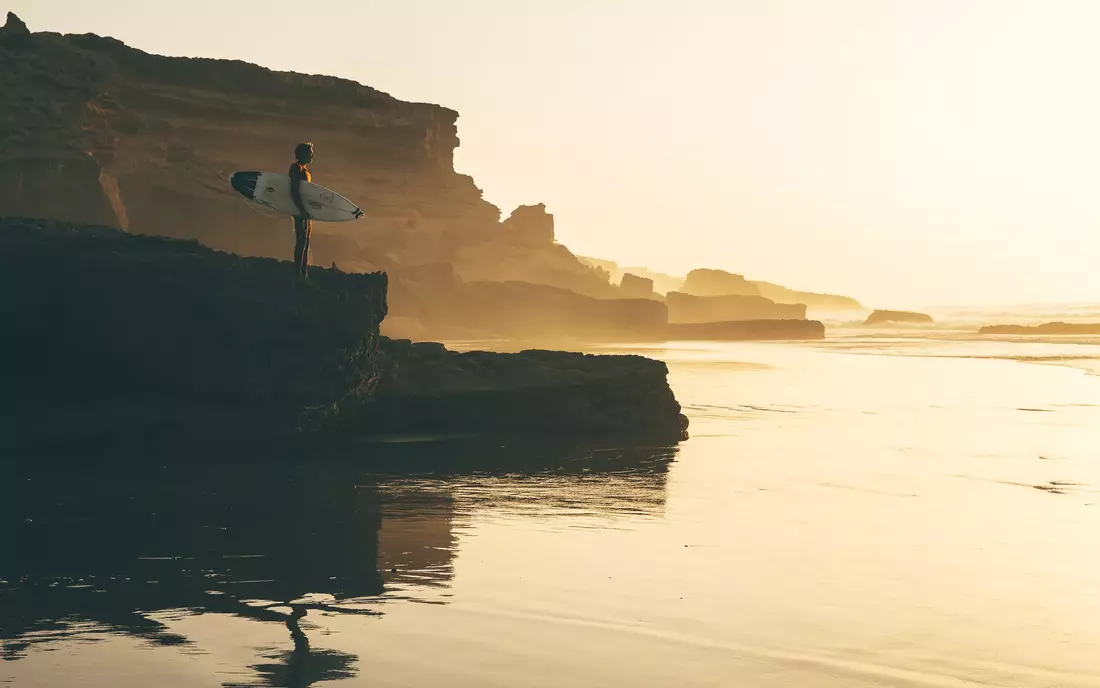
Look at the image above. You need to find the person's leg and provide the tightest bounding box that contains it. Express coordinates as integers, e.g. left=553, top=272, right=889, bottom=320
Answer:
left=293, top=218, right=305, bottom=273
left=301, top=219, right=312, bottom=276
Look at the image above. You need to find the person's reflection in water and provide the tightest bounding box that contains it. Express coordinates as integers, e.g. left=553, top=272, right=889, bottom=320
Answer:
left=236, top=602, right=366, bottom=688
left=285, top=605, right=310, bottom=688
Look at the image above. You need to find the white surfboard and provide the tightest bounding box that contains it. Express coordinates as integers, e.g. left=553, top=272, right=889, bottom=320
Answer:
left=229, top=171, right=364, bottom=223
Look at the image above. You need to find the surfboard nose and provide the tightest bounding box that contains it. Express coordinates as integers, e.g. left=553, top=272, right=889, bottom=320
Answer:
left=229, top=171, right=260, bottom=198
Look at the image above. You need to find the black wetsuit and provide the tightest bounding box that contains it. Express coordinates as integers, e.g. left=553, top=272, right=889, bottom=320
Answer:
left=289, top=161, right=312, bottom=275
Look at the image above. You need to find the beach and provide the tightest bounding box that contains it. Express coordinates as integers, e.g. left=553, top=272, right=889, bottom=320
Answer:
left=5, top=326, right=1100, bottom=687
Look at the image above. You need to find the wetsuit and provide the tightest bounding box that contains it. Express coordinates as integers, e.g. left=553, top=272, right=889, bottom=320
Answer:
left=289, top=161, right=312, bottom=275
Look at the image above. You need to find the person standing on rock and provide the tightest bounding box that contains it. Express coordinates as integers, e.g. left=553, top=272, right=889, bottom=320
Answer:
left=289, top=142, right=314, bottom=276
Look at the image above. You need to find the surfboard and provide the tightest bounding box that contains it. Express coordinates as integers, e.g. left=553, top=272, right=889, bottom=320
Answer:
left=229, top=171, right=364, bottom=223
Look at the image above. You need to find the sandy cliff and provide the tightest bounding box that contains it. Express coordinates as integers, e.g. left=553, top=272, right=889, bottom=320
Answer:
left=0, top=14, right=611, bottom=301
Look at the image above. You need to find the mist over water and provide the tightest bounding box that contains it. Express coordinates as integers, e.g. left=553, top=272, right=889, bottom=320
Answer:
left=5, top=329, right=1100, bottom=687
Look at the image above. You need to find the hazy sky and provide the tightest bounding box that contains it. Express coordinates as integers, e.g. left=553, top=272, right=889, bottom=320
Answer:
left=11, top=1, right=1100, bottom=306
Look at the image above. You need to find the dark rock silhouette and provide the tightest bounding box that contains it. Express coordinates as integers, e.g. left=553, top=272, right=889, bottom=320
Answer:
left=1, top=11, right=29, bottom=38
left=2, top=217, right=388, bottom=451
left=0, top=217, right=688, bottom=452
left=619, top=273, right=656, bottom=299
left=665, top=291, right=806, bottom=323
left=681, top=269, right=761, bottom=297
left=979, top=322, right=1100, bottom=335
left=364, top=339, right=689, bottom=440
left=864, top=310, right=934, bottom=325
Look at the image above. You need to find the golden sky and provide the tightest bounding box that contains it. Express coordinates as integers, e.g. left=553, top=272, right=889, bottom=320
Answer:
left=14, top=0, right=1100, bottom=306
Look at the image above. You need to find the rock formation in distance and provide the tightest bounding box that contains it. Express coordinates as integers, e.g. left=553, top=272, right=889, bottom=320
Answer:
left=979, top=322, right=1100, bottom=335
left=619, top=273, right=656, bottom=299
left=665, top=291, right=806, bottom=323
left=864, top=310, right=934, bottom=325
left=680, top=269, right=761, bottom=297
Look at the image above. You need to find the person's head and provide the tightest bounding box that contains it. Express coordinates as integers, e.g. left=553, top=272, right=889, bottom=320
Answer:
left=294, top=142, right=314, bottom=164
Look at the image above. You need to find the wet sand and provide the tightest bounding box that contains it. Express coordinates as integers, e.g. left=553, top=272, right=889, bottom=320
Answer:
left=4, top=337, right=1100, bottom=686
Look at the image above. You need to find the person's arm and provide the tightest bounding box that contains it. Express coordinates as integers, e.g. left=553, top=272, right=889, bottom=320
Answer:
left=289, top=167, right=310, bottom=219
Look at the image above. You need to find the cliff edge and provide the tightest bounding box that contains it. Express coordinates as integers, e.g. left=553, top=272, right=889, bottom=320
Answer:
left=0, top=217, right=688, bottom=454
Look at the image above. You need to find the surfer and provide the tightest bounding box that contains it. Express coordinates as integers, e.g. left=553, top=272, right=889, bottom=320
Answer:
left=289, top=142, right=314, bottom=276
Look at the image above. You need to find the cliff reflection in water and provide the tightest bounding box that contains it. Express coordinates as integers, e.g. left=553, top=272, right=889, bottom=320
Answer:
left=0, top=441, right=675, bottom=687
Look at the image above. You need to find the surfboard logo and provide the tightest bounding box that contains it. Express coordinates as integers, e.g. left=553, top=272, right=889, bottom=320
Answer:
left=308, top=201, right=322, bottom=209
left=320, top=191, right=334, bottom=204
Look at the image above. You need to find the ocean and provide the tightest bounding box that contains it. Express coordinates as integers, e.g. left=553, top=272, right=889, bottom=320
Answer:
left=4, top=305, right=1100, bottom=687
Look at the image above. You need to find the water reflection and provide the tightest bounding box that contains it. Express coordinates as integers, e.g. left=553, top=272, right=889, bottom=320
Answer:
left=0, top=440, right=675, bottom=686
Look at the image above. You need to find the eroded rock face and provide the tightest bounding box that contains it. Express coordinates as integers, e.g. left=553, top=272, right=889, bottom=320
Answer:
left=864, top=310, right=934, bottom=325
left=665, top=291, right=806, bottom=323
left=502, top=203, right=555, bottom=245
left=619, top=273, right=655, bottom=299
left=681, top=269, right=760, bottom=297
left=0, top=26, right=607, bottom=300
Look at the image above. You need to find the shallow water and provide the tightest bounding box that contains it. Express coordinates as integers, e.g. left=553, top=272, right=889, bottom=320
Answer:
left=5, top=335, right=1100, bottom=687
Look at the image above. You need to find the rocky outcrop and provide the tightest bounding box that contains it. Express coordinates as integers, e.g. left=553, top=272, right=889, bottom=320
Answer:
left=579, top=257, right=685, bottom=295
left=623, top=267, right=684, bottom=295
left=864, top=310, right=934, bottom=326
left=358, top=339, right=688, bottom=440
left=1, top=11, right=29, bottom=39
left=0, top=17, right=610, bottom=302
left=502, top=203, right=554, bottom=245
left=751, top=281, right=862, bottom=310
left=389, top=272, right=668, bottom=340
left=979, top=322, right=1100, bottom=335
left=0, top=218, right=688, bottom=453
left=681, top=269, right=760, bottom=297
left=2, top=217, right=388, bottom=451
left=664, top=320, right=825, bottom=341
left=619, top=273, right=656, bottom=299
left=665, top=291, right=806, bottom=323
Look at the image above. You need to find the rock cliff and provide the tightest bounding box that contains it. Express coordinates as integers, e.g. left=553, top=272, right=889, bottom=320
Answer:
left=681, top=269, right=761, bottom=297
left=0, top=15, right=611, bottom=301
left=579, top=257, right=685, bottom=296
left=387, top=267, right=668, bottom=340
left=0, top=217, right=688, bottom=453
left=665, top=291, right=806, bottom=323
left=751, top=281, right=862, bottom=310
left=619, top=273, right=657, bottom=299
